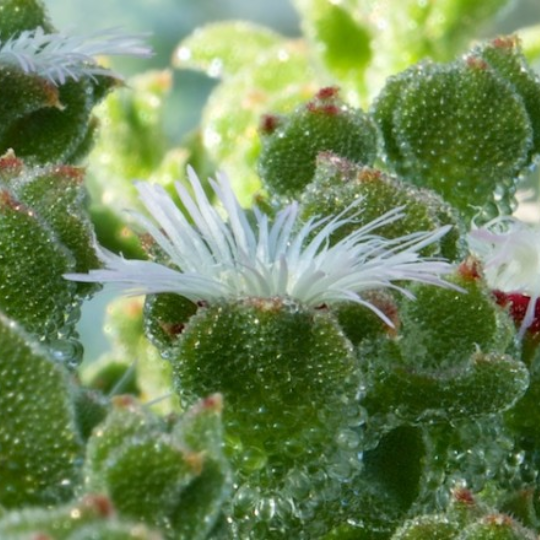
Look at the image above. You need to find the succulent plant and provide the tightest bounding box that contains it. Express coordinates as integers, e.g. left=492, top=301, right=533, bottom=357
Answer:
left=3, top=0, right=540, bottom=538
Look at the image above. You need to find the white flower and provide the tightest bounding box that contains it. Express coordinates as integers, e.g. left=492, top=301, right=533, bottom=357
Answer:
left=65, top=168, right=459, bottom=326
left=468, top=216, right=540, bottom=336
left=0, top=26, right=152, bottom=85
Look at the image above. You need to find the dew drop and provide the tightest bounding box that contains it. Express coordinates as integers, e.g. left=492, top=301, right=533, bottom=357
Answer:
left=49, top=338, right=84, bottom=368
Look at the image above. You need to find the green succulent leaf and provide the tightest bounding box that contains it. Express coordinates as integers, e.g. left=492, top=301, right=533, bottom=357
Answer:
left=373, top=57, right=533, bottom=221
left=0, top=187, right=78, bottom=342
left=475, top=36, right=540, bottom=159
left=0, top=494, right=163, bottom=539
left=459, top=515, right=536, bottom=540
left=0, top=311, right=82, bottom=508
left=144, top=293, right=198, bottom=359
left=0, top=67, right=60, bottom=138
left=103, top=435, right=202, bottom=531
left=10, top=163, right=100, bottom=296
left=84, top=396, right=230, bottom=539
left=390, top=514, right=461, bottom=540
left=170, top=395, right=232, bottom=540
left=299, top=154, right=464, bottom=260
left=0, top=0, right=54, bottom=39
left=259, top=88, right=378, bottom=197
left=170, top=298, right=360, bottom=449
left=1, top=78, right=97, bottom=163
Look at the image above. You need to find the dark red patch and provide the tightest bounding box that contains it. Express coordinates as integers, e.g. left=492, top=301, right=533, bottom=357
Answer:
left=0, top=189, right=24, bottom=212
left=307, top=102, right=341, bottom=116
left=159, top=320, right=186, bottom=337
left=492, top=35, right=518, bottom=49
left=260, top=114, right=281, bottom=134
left=83, top=493, right=115, bottom=517
left=453, top=487, right=475, bottom=505
left=493, top=291, right=540, bottom=334
left=316, top=86, right=340, bottom=100
left=51, top=165, right=85, bottom=183
left=466, top=56, right=489, bottom=70
left=0, top=152, right=24, bottom=176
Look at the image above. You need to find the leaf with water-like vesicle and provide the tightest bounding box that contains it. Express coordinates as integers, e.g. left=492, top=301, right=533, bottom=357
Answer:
left=505, top=344, right=540, bottom=447
left=361, top=266, right=529, bottom=420
left=389, top=514, right=462, bottom=540
left=0, top=0, right=54, bottom=39
left=0, top=188, right=78, bottom=343
left=72, top=386, right=110, bottom=442
left=398, top=267, right=514, bottom=368
left=0, top=494, right=164, bottom=539
left=84, top=396, right=229, bottom=539
left=173, top=21, right=283, bottom=79
left=9, top=162, right=100, bottom=296
left=459, top=514, right=537, bottom=539
left=0, top=67, right=60, bottom=139
left=0, top=1, right=119, bottom=163
left=103, top=434, right=202, bottom=532
left=83, top=396, right=165, bottom=492
left=1, top=78, right=95, bottom=163
left=0, top=311, right=82, bottom=509
left=363, top=341, right=528, bottom=422
left=169, top=298, right=361, bottom=473
left=372, top=58, right=533, bottom=221
left=170, top=395, right=232, bottom=540
left=475, top=36, right=540, bottom=159
left=144, top=292, right=198, bottom=359
left=299, top=154, right=464, bottom=261
left=259, top=88, right=378, bottom=197
left=68, top=522, right=164, bottom=540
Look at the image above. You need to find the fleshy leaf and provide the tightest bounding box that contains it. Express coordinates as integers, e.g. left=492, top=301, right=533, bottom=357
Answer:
left=258, top=87, right=378, bottom=197
left=0, top=67, right=60, bottom=140
left=299, top=154, right=464, bottom=261
left=84, top=396, right=230, bottom=538
left=475, top=36, right=540, bottom=159
left=0, top=494, right=163, bottom=539
left=1, top=78, right=100, bottom=164
left=0, top=311, right=82, bottom=508
left=0, top=0, right=54, bottom=40
left=372, top=58, right=533, bottom=221
left=0, top=187, right=78, bottom=343
left=10, top=163, right=100, bottom=296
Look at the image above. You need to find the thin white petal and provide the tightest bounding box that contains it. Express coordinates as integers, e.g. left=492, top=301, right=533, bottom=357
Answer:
left=66, top=169, right=460, bottom=325
left=0, top=26, right=152, bottom=85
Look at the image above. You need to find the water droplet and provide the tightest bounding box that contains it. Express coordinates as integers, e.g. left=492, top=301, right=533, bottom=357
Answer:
left=49, top=338, right=84, bottom=367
